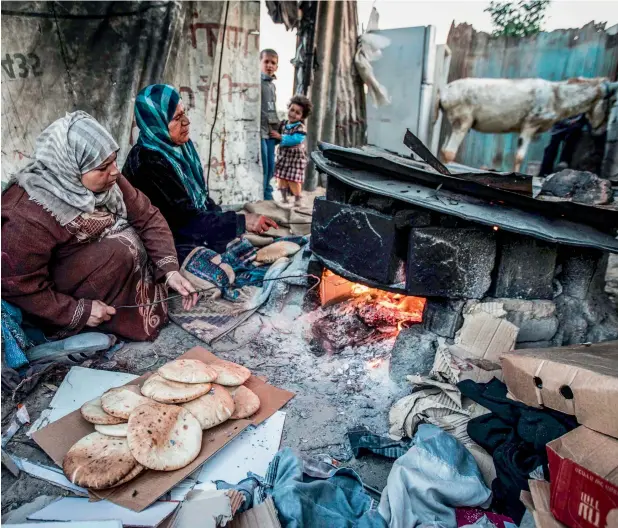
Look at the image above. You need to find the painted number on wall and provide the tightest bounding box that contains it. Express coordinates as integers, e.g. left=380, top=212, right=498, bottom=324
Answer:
left=2, top=53, right=43, bottom=79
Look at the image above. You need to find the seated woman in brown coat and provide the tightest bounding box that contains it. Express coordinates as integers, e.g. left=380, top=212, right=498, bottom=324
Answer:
left=1, top=111, right=197, bottom=341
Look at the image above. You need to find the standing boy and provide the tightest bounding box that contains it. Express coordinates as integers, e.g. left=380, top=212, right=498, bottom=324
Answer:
left=260, top=49, right=280, bottom=200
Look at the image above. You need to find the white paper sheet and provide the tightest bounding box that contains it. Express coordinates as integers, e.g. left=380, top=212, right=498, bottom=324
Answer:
left=197, top=411, right=286, bottom=485
left=11, top=522, right=122, bottom=528
left=13, top=457, right=88, bottom=496
left=28, top=367, right=137, bottom=435
left=28, top=497, right=177, bottom=528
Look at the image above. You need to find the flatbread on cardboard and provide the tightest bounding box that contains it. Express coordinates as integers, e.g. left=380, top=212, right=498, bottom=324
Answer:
left=228, top=385, right=261, bottom=419
left=181, top=384, right=235, bottom=430
left=81, top=397, right=125, bottom=425
left=208, top=360, right=251, bottom=386
left=127, top=402, right=202, bottom=471
left=107, top=463, right=145, bottom=488
left=63, top=432, right=139, bottom=490
left=101, top=385, right=151, bottom=420
left=158, top=359, right=217, bottom=384
left=95, top=423, right=129, bottom=437
left=141, top=374, right=212, bottom=404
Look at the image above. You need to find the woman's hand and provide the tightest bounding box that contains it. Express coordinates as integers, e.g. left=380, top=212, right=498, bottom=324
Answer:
left=87, top=300, right=117, bottom=327
left=166, top=271, right=198, bottom=310
left=269, top=131, right=282, bottom=140
left=245, top=214, right=278, bottom=235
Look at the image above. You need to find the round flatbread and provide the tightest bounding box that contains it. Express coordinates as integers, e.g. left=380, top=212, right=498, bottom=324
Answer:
left=141, top=374, right=211, bottom=404
left=63, top=432, right=139, bottom=490
left=181, top=384, right=235, bottom=430
left=158, top=359, right=217, bottom=384
left=105, top=463, right=145, bottom=489
left=208, top=360, right=251, bottom=386
left=228, top=386, right=261, bottom=419
left=101, top=385, right=151, bottom=420
left=80, top=397, right=125, bottom=425
left=95, top=423, right=129, bottom=437
left=127, top=402, right=202, bottom=471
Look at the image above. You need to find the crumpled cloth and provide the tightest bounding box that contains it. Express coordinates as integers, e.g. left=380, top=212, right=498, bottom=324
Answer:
left=261, top=447, right=387, bottom=528
left=378, top=424, right=492, bottom=528
left=243, top=200, right=312, bottom=236
left=389, top=374, right=488, bottom=445
left=347, top=426, right=411, bottom=460
left=1, top=300, right=33, bottom=369
left=458, top=378, right=578, bottom=524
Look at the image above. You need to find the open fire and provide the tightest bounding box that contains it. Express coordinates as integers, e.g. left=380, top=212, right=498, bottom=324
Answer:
left=310, top=270, right=426, bottom=354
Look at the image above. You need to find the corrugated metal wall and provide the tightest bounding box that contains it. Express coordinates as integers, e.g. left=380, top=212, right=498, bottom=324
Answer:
left=444, top=22, right=618, bottom=174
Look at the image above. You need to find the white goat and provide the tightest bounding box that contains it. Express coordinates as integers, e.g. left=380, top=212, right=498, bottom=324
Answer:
left=437, top=77, right=616, bottom=172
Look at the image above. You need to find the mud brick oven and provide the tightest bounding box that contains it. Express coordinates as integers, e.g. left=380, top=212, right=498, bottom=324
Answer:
left=309, top=143, right=618, bottom=381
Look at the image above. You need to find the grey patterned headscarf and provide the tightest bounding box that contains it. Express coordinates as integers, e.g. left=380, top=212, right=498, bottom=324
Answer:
left=15, top=111, right=127, bottom=226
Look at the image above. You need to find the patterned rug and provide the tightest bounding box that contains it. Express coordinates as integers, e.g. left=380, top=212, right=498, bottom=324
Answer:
left=169, top=257, right=292, bottom=344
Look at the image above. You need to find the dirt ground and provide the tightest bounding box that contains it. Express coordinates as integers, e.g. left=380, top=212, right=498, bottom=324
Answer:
left=1, top=282, right=403, bottom=519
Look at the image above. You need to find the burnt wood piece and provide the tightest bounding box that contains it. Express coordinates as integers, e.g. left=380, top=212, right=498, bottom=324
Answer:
left=492, top=233, right=557, bottom=300
left=311, top=198, right=401, bottom=285
left=406, top=227, right=496, bottom=298
left=318, top=143, right=618, bottom=229
left=312, top=152, right=618, bottom=254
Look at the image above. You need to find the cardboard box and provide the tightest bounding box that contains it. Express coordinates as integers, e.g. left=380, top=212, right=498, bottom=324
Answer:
left=501, top=341, right=618, bottom=438
left=32, top=347, right=294, bottom=513
left=546, top=427, right=618, bottom=528
left=520, top=480, right=566, bottom=528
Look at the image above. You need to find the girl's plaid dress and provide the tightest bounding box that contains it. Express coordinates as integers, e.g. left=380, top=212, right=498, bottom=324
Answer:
left=275, top=121, right=307, bottom=183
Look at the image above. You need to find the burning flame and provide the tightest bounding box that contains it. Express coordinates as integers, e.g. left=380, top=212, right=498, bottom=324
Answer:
left=321, top=270, right=426, bottom=334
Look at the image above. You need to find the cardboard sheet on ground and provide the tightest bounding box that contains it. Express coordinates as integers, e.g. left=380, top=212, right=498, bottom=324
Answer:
left=197, top=410, right=286, bottom=484
left=28, top=366, right=138, bottom=435
left=32, top=347, right=294, bottom=512
left=28, top=497, right=176, bottom=527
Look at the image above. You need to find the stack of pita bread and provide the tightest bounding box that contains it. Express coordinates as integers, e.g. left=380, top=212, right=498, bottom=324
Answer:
left=63, top=357, right=261, bottom=491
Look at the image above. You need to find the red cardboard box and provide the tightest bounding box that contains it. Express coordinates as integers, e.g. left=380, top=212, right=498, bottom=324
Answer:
left=546, top=427, right=618, bottom=528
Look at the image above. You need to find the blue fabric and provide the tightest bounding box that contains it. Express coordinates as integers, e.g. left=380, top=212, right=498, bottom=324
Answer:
left=378, top=424, right=492, bottom=528
left=1, top=301, right=32, bottom=368
left=261, top=138, right=276, bottom=200
left=262, top=448, right=387, bottom=528
left=183, top=247, right=240, bottom=301
left=134, top=84, right=208, bottom=211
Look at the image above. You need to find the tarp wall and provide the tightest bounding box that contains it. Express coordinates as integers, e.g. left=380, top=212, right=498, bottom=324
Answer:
left=1, top=1, right=262, bottom=203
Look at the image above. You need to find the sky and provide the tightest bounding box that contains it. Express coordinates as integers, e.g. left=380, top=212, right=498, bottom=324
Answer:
left=260, top=0, right=618, bottom=110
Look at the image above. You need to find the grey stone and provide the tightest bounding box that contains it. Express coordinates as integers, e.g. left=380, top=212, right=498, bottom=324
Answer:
left=389, top=326, right=437, bottom=385
left=494, top=298, right=559, bottom=343
left=559, top=246, right=604, bottom=300
left=422, top=299, right=465, bottom=338
left=406, top=227, right=496, bottom=298
left=541, top=168, right=613, bottom=205
left=492, top=233, right=557, bottom=300
left=312, top=198, right=401, bottom=284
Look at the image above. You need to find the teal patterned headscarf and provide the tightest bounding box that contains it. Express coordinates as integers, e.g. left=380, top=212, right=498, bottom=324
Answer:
left=134, top=84, right=208, bottom=210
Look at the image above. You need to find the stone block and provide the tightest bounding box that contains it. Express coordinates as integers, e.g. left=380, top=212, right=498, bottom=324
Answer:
left=406, top=227, right=496, bottom=298
left=422, top=299, right=465, bottom=338
left=498, top=298, right=559, bottom=343
left=311, top=198, right=400, bottom=284
left=492, top=233, right=557, bottom=300
left=389, top=326, right=437, bottom=385
left=558, top=246, right=604, bottom=300
left=394, top=209, right=433, bottom=228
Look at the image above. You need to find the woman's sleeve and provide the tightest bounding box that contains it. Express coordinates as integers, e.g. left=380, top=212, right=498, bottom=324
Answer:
left=1, top=211, right=92, bottom=337
left=123, top=154, right=244, bottom=248
left=116, top=175, right=180, bottom=281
